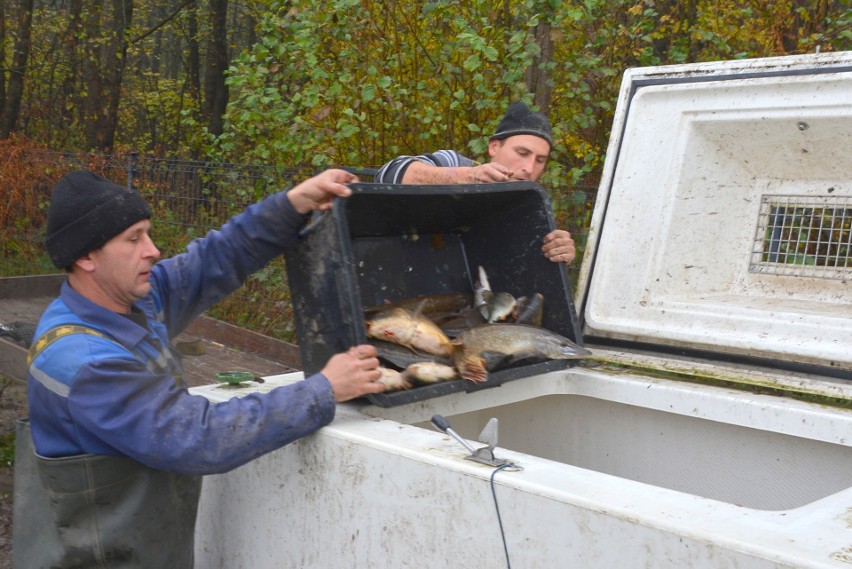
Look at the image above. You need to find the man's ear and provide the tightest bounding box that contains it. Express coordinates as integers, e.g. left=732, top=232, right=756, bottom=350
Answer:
left=487, top=139, right=503, bottom=158
left=73, top=254, right=96, bottom=273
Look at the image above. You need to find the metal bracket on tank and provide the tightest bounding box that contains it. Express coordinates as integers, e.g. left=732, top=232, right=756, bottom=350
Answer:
left=431, top=414, right=511, bottom=467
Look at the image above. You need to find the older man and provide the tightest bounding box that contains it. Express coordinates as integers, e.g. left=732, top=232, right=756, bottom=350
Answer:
left=19, top=169, right=385, bottom=568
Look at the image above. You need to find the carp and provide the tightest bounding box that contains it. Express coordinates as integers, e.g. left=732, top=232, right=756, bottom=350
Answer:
left=452, top=323, right=591, bottom=383
left=363, top=292, right=472, bottom=325
left=401, top=361, right=459, bottom=384
left=365, top=303, right=453, bottom=358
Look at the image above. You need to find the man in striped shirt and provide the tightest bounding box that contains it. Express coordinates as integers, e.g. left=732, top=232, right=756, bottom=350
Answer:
left=374, top=101, right=577, bottom=264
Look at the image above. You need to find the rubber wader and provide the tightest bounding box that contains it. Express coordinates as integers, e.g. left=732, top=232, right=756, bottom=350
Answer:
left=13, top=418, right=202, bottom=568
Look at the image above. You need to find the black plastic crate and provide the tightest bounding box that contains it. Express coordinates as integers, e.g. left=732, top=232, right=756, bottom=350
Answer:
left=285, top=181, right=584, bottom=407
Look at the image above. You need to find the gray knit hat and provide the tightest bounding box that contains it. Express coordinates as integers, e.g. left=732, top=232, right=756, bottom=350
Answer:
left=45, top=171, right=152, bottom=269
left=490, top=101, right=553, bottom=148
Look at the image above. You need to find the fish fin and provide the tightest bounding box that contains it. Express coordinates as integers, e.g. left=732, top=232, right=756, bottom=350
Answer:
left=372, top=339, right=432, bottom=369
left=457, top=355, right=488, bottom=383
left=440, top=325, right=465, bottom=338
left=478, top=265, right=491, bottom=291
left=412, top=298, right=429, bottom=318
left=409, top=345, right=428, bottom=358
left=377, top=368, right=413, bottom=391
left=512, top=296, right=527, bottom=321
left=480, top=350, right=512, bottom=371
left=503, top=351, right=551, bottom=368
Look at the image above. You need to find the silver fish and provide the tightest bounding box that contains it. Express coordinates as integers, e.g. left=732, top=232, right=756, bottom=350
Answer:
left=474, top=265, right=492, bottom=317
left=474, top=265, right=516, bottom=323
left=485, top=291, right=516, bottom=323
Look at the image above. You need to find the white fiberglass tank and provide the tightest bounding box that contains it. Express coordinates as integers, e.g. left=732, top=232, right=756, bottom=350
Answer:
left=576, top=52, right=852, bottom=373
left=194, top=52, right=852, bottom=569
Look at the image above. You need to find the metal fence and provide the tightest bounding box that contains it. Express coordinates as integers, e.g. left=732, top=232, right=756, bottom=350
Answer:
left=1, top=151, right=596, bottom=341
left=2, top=150, right=300, bottom=264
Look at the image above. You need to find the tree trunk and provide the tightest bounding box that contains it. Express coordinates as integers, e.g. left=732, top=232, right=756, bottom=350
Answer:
left=100, top=0, right=133, bottom=150
left=0, top=0, right=7, bottom=114
left=524, top=20, right=553, bottom=115
left=204, top=0, right=228, bottom=136
left=59, top=0, right=84, bottom=130
left=0, top=0, right=32, bottom=137
left=81, top=2, right=103, bottom=149
left=81, top=0, right=133, bottom=151
left=188, top=0, right=201, bottom=102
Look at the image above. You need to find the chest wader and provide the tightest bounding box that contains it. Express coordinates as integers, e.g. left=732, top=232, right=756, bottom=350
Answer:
left=14, top=326, right=203, bottom=568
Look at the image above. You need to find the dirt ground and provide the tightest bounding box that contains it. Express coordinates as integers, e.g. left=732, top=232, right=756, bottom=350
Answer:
left=0, top=378, right=24, bottom=568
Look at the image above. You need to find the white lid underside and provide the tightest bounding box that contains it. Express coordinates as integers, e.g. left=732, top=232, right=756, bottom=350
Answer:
left=579, top=52, right=852, bottom=370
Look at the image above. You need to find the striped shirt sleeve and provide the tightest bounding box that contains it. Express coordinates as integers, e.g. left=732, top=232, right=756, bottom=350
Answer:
left=373, top=150, right=473, bottom=184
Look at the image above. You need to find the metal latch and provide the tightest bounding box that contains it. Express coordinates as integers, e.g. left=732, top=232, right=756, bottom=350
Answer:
left=431, top=414, right=511, bottom=467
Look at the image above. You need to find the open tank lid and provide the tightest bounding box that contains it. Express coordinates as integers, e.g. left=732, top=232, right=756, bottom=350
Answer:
left=576, top=51, right=852, bottom=374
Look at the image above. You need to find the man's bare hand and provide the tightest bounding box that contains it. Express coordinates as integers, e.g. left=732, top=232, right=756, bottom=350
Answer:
left=469, top=162, right=513, bottom=183
left=541, top=229, right=576, bottom=263
left=287, top=169, right=358, bottom=215
left=321, top=344, right=386, bottom=402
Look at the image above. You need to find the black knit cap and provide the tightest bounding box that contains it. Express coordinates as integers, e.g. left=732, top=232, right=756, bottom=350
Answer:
left=45, top=171, right=152, bottom=269
left=490, top=101, right=553, bottom=148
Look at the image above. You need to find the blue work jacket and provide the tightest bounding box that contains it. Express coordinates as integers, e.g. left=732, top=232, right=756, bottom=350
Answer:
left=27, top=191, right=336, bottom=475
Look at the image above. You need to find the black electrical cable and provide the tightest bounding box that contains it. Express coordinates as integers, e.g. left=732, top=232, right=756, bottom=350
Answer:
left=490, top=463, right=516, bottom=569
